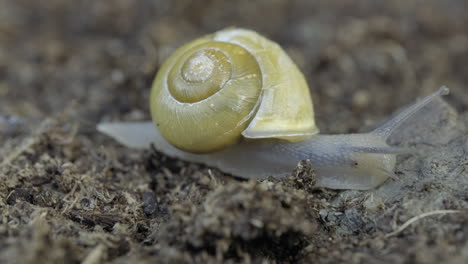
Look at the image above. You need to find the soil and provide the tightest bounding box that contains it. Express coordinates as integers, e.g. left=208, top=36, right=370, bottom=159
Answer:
left=1, top=1, right=468, bottom=263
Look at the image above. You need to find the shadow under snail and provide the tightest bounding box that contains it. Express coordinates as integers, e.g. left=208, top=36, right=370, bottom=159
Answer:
left=97, top=28, right=450, bottom=190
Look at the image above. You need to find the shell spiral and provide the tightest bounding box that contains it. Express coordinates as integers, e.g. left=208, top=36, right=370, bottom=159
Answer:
left=150, top=28, right=319, bottom=153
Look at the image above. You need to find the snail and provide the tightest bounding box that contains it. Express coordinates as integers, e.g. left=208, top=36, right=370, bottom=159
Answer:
left=97, top=28, right=450, bottom=190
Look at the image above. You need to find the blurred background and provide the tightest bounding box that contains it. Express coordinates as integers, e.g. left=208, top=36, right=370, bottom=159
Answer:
left=1, top=0, right=467, bottom=133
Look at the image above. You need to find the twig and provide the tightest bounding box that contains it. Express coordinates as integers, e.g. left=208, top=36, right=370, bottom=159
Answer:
left=385, top=209, right=464, bottom=238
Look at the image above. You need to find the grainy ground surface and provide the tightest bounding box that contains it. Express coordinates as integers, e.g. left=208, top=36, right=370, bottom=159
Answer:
left=1, top=0, right=468, bottom=263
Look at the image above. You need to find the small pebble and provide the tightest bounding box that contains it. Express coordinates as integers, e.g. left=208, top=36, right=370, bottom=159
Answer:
left=142, top=192, right=157, bottom=216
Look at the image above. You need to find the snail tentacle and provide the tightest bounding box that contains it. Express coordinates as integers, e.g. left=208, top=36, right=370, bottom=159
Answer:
left=372, top=86, right=450, bottom=139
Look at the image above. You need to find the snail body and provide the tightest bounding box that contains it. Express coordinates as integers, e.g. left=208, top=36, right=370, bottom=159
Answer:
left=97, top=28, right=450, bottom=190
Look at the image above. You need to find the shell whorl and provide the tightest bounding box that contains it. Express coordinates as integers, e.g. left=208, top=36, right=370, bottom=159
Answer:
left=151, top=37, right=263, bottom=153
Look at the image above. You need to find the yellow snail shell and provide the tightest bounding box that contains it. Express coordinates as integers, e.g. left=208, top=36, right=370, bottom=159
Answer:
left=150, top=28, right=318, bottom=153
